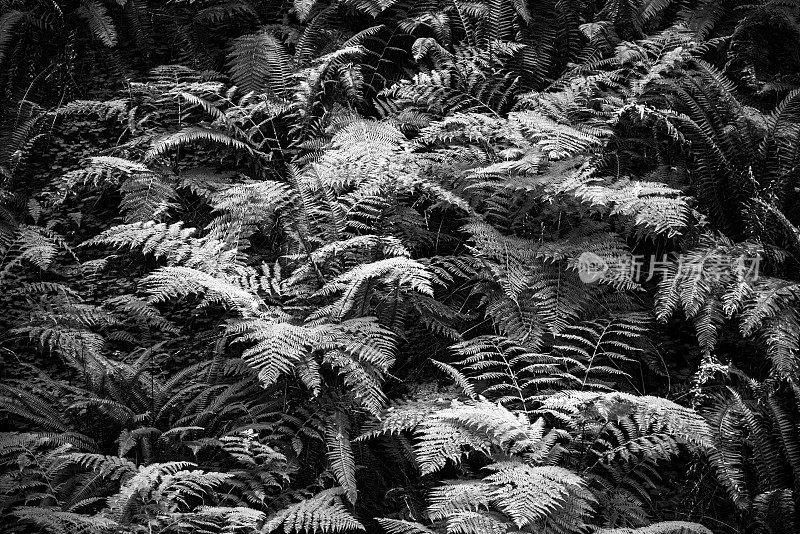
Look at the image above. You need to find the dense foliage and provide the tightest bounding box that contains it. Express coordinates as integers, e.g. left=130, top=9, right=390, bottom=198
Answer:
left=3, top=1, right=800, bottom=533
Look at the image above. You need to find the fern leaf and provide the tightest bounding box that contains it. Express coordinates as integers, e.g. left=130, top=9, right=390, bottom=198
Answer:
left=326, top=412, right=358, bottom=504
left=594, top=521, right=713, bottom=533
left=76, top=0, right=118, bottom=47
left=264, top=488, right=365, bottom=533
left=227, top=30, right=292, bottom=96
left=295, top=0, right=316, bottom=22
left=0, top=10, right=24, bottom=65
left=377, top=518, right=437, bottom=534
left=14, top=508, right=120, bottom=534
left=145, top=127, right=258, bottom=162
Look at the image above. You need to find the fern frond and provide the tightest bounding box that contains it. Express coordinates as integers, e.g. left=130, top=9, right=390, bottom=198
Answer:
left=263, top=488, right=364, bottom=533
left=540, top=391, right=714, bottom=450
left=415, top=400, right=541, bottom=475
left=14, top=326, right=112, bottom=375
left=319, top=257, right=433, bottom=320
left=356, top=396, right=456, bottom=441
left=13, top=507, right=120, bottom=534
left=594, top=521, right=713, bottom=533
left=325, top=412, right=357, bottom=504
left=0, top=10, right=24, bottom=66
left=227, top=30, right=292, bottom=96
left=376, top=518, right=437, bottom=534
left=76, top=0, right=118, bottom=47
left=145, top=127, right=258, bottom=162
left=231, top=319, right=313, bottom=386
left=483, top=461, right=593, bottom=529
left=143, top=266, right=265, bottom=313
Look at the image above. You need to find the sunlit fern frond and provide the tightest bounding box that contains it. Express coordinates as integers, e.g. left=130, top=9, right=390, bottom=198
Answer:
left=145, top=127, right=260, bottom=162
left=13, top=507, right=120, bottom=534
left=593, top=521, right=713, bottom=534
left=262, top=487, right=364, bottom=533
left=227, top=30, right=293, bottom=97
left=143, top=266, right=265, bottom=313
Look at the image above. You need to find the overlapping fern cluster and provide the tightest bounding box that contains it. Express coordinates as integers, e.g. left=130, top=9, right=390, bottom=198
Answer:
left=3, top=1, right=800, bottom=533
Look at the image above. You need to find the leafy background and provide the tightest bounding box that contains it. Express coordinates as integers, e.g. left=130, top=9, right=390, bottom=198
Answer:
left=2, top=1, right=800, bottom=533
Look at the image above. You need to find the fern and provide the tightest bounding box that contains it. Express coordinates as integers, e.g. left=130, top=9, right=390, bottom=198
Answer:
left=377, top=518, right=437, bottom=534
left=0, top=10, right=24, bottom=66
left=539, top=391, right=714, bottom=450
left=295, top=0, right=317, bottom=22
left=556, top=175, right=692, bottom=238
left=0, top=225, right=61, bottom=282
left=86, top=221, right=196, bottom=259
left=553, top=313, right=651, bottom=391
left=145, top=127, right=260, bottom=162
left=263, top=488, right=365, bottom=533
left=143, top=266, right=265, bottom=312
left=325, top=412, right=358, bottom=504
left=449, top=336, right=574, bottom=408
left=227, top=30, right=292, bottom=96
left=76, top=1, right=118, bottom=48
left=4, top=5, right=799, bottom=534
left=13, top=508, right=120, bottom=534
left=414, top=399, right=547, bottom=474
left=483, top=461, right=594, bottom=530
left=593, top=522, right=713, bottom=534
left=14, top=326, right=111, bottom=376
left=319, top=257, right=434, bottom=320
